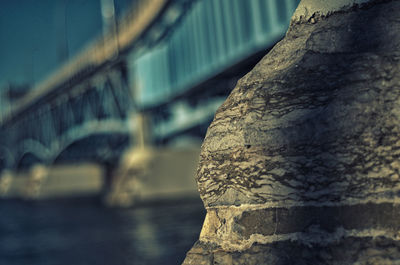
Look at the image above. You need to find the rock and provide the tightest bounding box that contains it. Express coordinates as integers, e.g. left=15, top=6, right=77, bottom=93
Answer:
left=183, top=0, right=400, bottom=264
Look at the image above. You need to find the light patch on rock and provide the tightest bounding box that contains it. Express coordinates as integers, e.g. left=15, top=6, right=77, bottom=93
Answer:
left=292, top=0, right=373, bottom=22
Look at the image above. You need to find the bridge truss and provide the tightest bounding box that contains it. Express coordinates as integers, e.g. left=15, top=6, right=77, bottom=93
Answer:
left=0, top=0, right=299, bottom=171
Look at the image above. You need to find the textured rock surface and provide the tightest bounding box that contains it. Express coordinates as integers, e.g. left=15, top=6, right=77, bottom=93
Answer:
left=183, top=0, right=400, bottom=264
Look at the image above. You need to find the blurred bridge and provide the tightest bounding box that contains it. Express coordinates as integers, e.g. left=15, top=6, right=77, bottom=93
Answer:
left=0, top=0, right=299, bottom=201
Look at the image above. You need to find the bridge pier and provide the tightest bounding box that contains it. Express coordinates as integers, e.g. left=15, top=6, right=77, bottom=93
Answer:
left=103, top=146, right=153, bottom=207
left=0, top=170, right=13, bottom=197
left=104, top=110, right=201, bottom=207
left=104, top=112, right=153, bottom=207
left=0, top=164, right=49, bottom=199
left=24, top=164, right=48, bottom=199
left=183, top=0, right=400, bottom=264
left=0, top=164, right=103, bottom=199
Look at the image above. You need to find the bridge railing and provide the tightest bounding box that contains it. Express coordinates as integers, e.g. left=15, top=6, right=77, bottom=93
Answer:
left=131, top=0, right=300, bottom=108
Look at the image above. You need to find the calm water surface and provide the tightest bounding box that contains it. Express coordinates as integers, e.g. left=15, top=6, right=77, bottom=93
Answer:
left=0, top=197, right=205, bottom=265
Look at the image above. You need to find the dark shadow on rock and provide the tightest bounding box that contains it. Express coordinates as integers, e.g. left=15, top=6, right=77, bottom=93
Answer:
left=263, top=1, right=400, bottom=263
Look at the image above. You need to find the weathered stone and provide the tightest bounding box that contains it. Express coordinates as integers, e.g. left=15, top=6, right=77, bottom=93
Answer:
left=183, top=0, right=400, bottom=264
left=184, top=237, right=400, bottom=265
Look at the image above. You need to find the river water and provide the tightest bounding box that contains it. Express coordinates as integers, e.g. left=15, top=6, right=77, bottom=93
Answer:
left=0, top=197, right=205, bottom=265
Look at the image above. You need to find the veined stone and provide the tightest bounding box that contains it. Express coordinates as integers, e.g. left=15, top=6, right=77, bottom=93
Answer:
left=183, top=0, right=400, bottom=264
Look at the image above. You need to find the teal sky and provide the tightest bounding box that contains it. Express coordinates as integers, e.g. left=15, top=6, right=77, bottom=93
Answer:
left=0, top=0, right=130, bottom=90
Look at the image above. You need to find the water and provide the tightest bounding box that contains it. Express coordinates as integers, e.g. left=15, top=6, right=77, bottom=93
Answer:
left=0, top=197, right=205, bottom=265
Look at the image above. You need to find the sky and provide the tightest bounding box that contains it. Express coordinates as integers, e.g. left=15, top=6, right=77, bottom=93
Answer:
left=0, top=0, right=131, bottom=91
